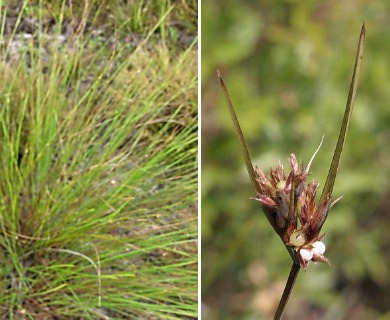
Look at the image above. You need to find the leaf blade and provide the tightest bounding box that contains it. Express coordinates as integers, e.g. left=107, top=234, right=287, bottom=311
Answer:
left=217, top=71, right=259, bottom=194
left=320, top=22, right=366, bottom=202
left=218, top=71, right=298, bottom=262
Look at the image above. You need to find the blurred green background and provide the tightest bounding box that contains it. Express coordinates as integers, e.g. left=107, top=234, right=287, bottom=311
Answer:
left=201, top=1, right=390, bottom=319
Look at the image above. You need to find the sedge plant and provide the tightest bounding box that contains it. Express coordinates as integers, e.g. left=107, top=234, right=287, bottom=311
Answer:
left=0, top=1, right=197, bottom=319
left=218, top=23, right=365, bottom=319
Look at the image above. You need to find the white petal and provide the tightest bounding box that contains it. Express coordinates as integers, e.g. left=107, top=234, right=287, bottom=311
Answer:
left=312, top=241, right=326, bottom=255
left=300, top=248, right=313, bottom=262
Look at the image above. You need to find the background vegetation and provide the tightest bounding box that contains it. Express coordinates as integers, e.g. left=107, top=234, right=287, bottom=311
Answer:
left=202, top=1, right=390, bottom=319
left=0, top=0, right=197, bottom=319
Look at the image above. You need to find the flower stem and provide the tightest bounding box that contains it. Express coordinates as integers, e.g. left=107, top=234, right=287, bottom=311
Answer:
left=273, top=263, right=301, bottom=320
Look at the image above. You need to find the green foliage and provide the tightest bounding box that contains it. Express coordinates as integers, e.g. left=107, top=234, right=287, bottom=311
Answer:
left=1, top=0, right=197, bottom=49
left=0, top=1, right=197, bottom=319
left=202, top=1, right=390, bottom=319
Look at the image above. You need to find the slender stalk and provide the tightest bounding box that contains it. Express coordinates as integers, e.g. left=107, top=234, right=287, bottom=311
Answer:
left=273, top=263, right=301, bottom=320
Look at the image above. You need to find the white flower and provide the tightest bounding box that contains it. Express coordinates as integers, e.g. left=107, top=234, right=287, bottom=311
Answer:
left=312, top=241, right=326, bottom=255
left=299, top=248, right=313, bottom=262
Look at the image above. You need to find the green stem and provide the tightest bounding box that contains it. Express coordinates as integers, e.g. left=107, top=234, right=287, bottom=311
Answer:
left=273, top=263, right=301, bottom=320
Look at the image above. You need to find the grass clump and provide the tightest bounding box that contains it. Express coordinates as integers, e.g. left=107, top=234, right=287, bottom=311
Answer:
left=0, top=1, right=197, bottom=319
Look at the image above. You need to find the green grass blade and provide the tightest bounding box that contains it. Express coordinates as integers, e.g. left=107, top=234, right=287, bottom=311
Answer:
left=218, top=71, right=298, bottom=262
left=320, top=22, right=366, bottom=202
left=217, top=71, right=259, bottom=194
